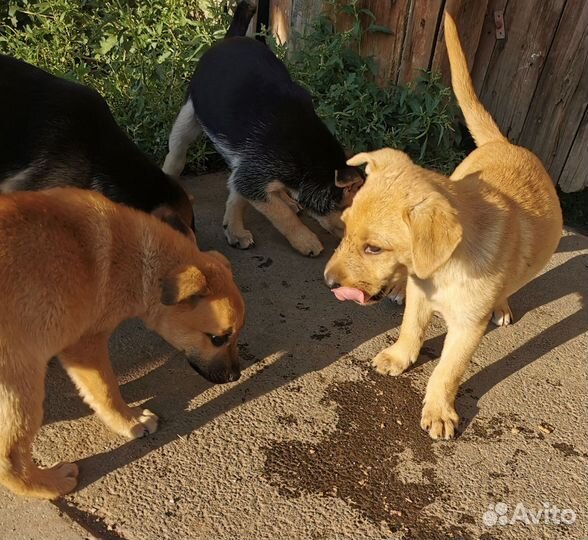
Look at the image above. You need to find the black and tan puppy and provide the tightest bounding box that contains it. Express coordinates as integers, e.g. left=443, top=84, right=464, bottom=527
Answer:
left=163, top=2, right=363, bottom=256
left=0, top=55, right=195, bottom=236
left=0, top=188, right=245, bottom=499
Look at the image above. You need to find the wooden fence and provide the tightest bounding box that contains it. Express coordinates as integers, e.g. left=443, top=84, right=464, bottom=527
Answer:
left=265, top=0, right=588, bottom=192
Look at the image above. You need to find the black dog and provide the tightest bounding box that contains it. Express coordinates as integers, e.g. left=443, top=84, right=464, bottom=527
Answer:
left=0, top=55, right=195, bottom=237
left=163, top=2, right=363, bottom=256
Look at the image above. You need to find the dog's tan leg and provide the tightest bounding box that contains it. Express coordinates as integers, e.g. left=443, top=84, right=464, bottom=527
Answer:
left=492, top=298, right=513, bottom=326
left=59, top=334, right=158, bottom=439
left=223, top=187, right=255, bottom=249
left=0, top=360, right=79, bottom=499
left=373, top=279, right=432, bottom=375
left=250, top=193, right=324, bottom=256
left=421, top=320, right=487, bottom=439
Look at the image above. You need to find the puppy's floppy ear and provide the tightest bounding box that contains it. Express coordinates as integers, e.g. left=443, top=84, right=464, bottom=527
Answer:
left=346, top=152, right=375, bottom=174
left=403, top=192, right=463, bottom=279
left=152, top=205, right=197, bottom=244
left=335, top=166, right=365, bottom=206
left=161, top=265, right=210, bottom=305
left=347, top=149, right=411, bottom=176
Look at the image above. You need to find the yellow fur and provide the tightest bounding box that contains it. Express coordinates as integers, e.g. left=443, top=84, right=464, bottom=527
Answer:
left=325, top=12, right=562, bottom=440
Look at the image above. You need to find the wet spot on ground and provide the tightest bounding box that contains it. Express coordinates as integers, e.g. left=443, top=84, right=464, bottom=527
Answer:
left=332, top=316, right=353, bottom=335
left=311, top=325, right=331, bottom=341
left=264, top=372, right=474, bottom=539
left=551, top=442, right=588, bottom=458
left=252, top=255, right=273, bottom=268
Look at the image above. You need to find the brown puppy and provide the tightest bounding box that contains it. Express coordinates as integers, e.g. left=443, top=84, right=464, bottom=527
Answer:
left=0, top=188, right=245, bottom=499
left=324, top=12, right=562, bottom=440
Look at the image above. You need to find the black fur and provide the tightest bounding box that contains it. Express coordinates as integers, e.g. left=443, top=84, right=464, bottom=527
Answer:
left=225, top=0, right=257, bottom=38
left=0, top=54, right=195, bottom=234
left=188, top=36, right=360, bottom=216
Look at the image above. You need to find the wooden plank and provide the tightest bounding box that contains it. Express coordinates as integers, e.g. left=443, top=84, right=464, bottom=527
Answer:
left=432, top=0, right=489, bottom=86
left=471, top=0, right=509, bottom=93
left=290, top=0, right=322, bottom=44
left=478, top=0, right=565, bottom=141
left=398, top=0, right=444, bottom=84
left=558, top=106, right=588, bottom=192
left=519, top=0, right=588, bottom=186
left=269, top=0, right=292, bottom=45
left=352, top=0, right=413, bottom=85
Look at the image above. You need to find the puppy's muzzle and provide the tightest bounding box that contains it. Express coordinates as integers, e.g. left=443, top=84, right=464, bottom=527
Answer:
left=188, top=358, right=241, bottom=384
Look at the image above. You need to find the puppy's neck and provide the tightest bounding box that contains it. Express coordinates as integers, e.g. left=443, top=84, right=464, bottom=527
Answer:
left=105, top=209, right=200, bottom=321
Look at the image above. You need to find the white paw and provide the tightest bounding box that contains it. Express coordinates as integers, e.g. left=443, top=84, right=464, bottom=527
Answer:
left=372, top=346, right=411, bottom=376
left=224, top=227, right=255, bottom=249
left=492, top=307, right=512, bottom=326
left=420, top=399, right=459, bottom=440
left=127, top=408, right=159, bottom=439
left=291, top=230, right=324, bottom=257
left=386, top=281, right=406, bottom=305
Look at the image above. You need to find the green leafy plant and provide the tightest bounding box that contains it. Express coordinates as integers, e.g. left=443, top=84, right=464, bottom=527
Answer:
left=270, top=0, right=465, bottom=173
left=1, top=0, right=464, bottom=174
left=0, top=0, right=231, bottom=171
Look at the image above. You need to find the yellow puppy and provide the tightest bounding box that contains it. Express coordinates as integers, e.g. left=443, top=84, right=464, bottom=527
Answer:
left=0, top=188, right=245, bottom=498
left=324, top=13, right=562, bottom=439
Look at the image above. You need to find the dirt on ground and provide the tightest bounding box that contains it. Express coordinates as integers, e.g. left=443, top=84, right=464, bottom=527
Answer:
left=1, top=172, right=586, bottom=540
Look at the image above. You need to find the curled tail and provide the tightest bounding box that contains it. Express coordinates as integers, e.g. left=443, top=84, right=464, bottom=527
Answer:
left=225, top=1, right=257, bottom=38
left=444, top=12, right=507, bottom=147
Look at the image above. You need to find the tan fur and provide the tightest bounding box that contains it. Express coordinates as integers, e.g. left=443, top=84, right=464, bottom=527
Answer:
left=324, top=13, right=562, bottom=440
left=0, top=188, right=245, bottom=498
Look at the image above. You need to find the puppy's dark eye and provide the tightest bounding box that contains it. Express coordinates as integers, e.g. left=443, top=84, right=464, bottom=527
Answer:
left=364, top=245, right=382, bottom=255
left=209, top=334, right=230, bottom=347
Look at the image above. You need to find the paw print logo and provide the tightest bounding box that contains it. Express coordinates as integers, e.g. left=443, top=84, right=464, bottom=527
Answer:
left=482, top=502, right=509, bottom=526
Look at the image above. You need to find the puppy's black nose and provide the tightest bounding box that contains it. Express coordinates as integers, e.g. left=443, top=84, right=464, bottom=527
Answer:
left=325, top=277, right=340, bottom=289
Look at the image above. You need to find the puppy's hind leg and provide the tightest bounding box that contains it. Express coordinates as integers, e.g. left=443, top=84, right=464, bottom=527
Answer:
left=163, top=98, right=201, bottom=177
left=0, top=356, right=79, bottom=499
left=223, top=182, right=255, bottom=249
left=59, top=333, right=158, bottom=439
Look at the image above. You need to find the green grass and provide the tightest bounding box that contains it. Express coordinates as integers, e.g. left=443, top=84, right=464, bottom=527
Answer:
left=1, top=0, right=231, bottom=170
left=271, top=0, right=466, bottom=174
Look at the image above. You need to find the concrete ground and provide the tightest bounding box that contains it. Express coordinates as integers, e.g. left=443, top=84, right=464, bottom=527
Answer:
left=1, top=172, right=586, bottom=540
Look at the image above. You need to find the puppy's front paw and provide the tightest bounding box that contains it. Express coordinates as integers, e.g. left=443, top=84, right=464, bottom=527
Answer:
left=387, top=283, right=406, bottom=305
left=43, top=462, right=79, bottom=498
left=372, top=346, right=411, bottom=376
left=224, top=227, right=255, bottom=249
left=491, top=303, right=513, bottom=326
left=420, top=399, right=459, bottom=440
left=126, top=408, right=159, bottom=439
left=291, top=230, right=323, bottom=257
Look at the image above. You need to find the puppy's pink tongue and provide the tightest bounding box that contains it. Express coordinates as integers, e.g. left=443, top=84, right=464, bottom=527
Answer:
left=332, top=287, right=369, bottom=304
